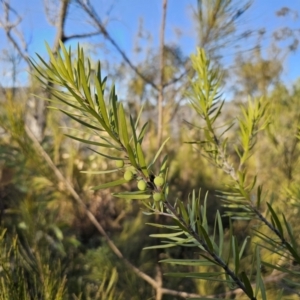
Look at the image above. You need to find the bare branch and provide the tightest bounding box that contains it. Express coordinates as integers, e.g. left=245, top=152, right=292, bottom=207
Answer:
left=64, top=31, right=100, bottom=41
left=77, top=0, right=159, bottom=91
left=0, top=0, right=29, bottom=64
left=53, top=0, right=69, bottom=52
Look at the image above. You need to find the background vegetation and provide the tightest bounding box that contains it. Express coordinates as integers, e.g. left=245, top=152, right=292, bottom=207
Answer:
left=0, top=1, right=300, bottom=299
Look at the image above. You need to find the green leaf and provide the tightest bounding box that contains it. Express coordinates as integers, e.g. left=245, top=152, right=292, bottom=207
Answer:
left=216, top=211, right=224, bottom=257
left=78, top=59, right=94, bottom=109
left=92, top=178, right=128, bottom=190
left=130, top=115, right=138, bottom=149
left=59, top=110, right=103, bottom=131
left=146, top=223, right=181, bottom=230
left=118, top=103, right=129, bottom=146
left=149, top=137, right=170, bottom=167
left=89, top=148, right=123, bottom=161
left=164, top=272, right=225, bottom=279
left=59, top=42, right=73, bottom=80
left=159, top=258, right=214, bottom=266
left=282, top=214, right=298, bottom=251
left=143, top=244, right=177, bottom=250
left=177, top=201, right=189, bottom=224
left=261, top=261, right=296, bottom=276
left=109, top=85, right=119, bottom=133
left=259, top=275, right=267, bottom=300
left=126, top=143, right=138, bottom=168
left=240, top=271, right=254, bottom=299
left=134, top=103, right=144, bottom=129
left=113, top=192, right=151, bottom=200
left=199, top=225, right=214, bottom=252
left=81, top=169, right=120, bottom=174
left=257, top=185, right=263, bottom=208
left=285, top=242, right=300, bottom=263
left=94, top=73, right=109, bottom=126
left=136, top=142, right=149, bottom=177
left=239, top=236, right=250, bottom=260
left=266, top=202, right=283, bottom=236
left=150, top=231, right=183, bottom=238
left=137, top=122, right=149, bottom=143
left=233, top=236, right=239, bottom=274
left=159, top=155, right=168, bottom=174
left=65, top=134, right=115, bottom=148
left=255, top=246, right=261, bottom=297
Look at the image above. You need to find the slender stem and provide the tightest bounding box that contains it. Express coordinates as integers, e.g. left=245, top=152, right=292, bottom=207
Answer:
left=157, top=0, right=168, bottom=147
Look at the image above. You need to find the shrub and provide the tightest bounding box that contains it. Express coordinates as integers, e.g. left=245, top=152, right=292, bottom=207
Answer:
left=30, top=43, right=300, bottom=299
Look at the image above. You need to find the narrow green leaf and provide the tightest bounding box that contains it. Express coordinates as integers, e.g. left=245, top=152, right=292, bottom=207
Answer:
left=257, top=185, right=263, bottom=208
left=136, top=142, right=149, bottom=177
left=64, top=83, right=88, bottom=109
left=173, top=218, right=189, bottom=233
left=150, top=137, right=170, bottom=166
left=83, top=106, right=120, bottom=143
left=50, top=90, right=85, bottom=110
left=201, top=192, right=209, bottom=230
left=146, top=223, right=181, bottom=230
left=199, top=253, right=222, bottom=266
left=240, top=271, right=254, bottom=299
left=282, top=214, right=298, bottom=251
left=60, top=110, right=103, bottom=131
left=150, top=231, right=184, bottom=238
left=118, top=103, right=129, bottom=146
left=89, top=148, right=123, bottom=161
left=159, top=259, right=214, bottom=266
left=255, top=246, right=261, bottom=297
left=109, top=85, right=119, bottom=132
left=259, top=275, right=267, bottom=300
left=113, top=192, right=151, bottom=200
left=233, top=236, right=239, bottom=274
left=56, top=49, right=70, bottom=79
left=199, top=225, right=214, bottom=253
left=266, top=202, right=283, bottom=236
left=137, top=122, right=149, bottom=143
left=60, top=42, right=73, bottom=80
left=157, top=156, right=168, bottom=176
left=177, top=201, right=189, bottom=224
left=143, top=244, right=177, bottom=250
left=134, top=103, right=144, bottom=129
left=216, top=211, right=224, bottom=257
left=126, top=144, right=138, bottom=168
left=92, top=178, right=128, bottom=190
left=94, top=75, right=109, bottom=126
left=164, top=272, right=224, bottom=279
left=78, top=59, right=94, bottom=108
left=261, top=261, right=297, bottom=276
left=65, top=134, right=114, bottom=148
left=285, top=242, right=300, bottom=263
left=239, top=236, right=250, bottom=260
left=130, top=115, right=138, bottom=150
left=81, top=169, right=120, bottom=174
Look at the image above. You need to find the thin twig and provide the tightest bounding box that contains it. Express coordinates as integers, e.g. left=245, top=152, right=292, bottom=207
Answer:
left=77, top=0, right=159, bottom=91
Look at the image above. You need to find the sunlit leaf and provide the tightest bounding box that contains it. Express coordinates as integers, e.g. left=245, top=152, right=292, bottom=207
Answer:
left=92, top=178, right=128, bottom=190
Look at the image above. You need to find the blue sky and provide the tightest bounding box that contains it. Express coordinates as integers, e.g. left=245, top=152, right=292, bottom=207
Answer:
left=0, top=0, right=299, bottom=87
